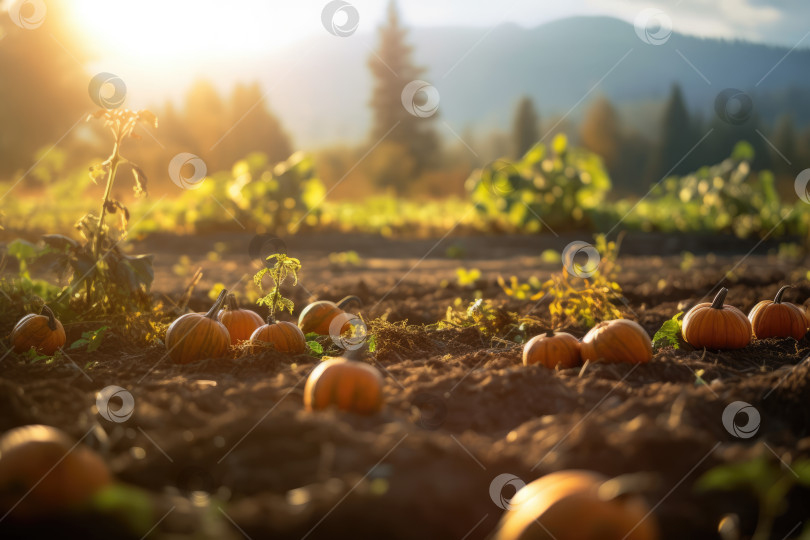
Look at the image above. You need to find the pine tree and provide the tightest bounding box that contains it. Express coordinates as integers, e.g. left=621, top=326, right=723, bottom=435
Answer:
left=650, top=84, right=695, bottom=182
left=511, top=96, right=540, bottom=158
left=183, top=80, right=227, bottom=167
left=580, top=96, right=620, bottom=171
left=368, top=0, right=439, bottom=176
left=770, top=114, right=798, bottom=175
left=222, top=82, right=292, bottom=166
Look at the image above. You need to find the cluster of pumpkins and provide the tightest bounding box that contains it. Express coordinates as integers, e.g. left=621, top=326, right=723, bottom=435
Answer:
left=523, top=286, right=809, bottom=369
left=8, top=289, right=384, bottom=416
left=4, top=285, right=805, bottom=537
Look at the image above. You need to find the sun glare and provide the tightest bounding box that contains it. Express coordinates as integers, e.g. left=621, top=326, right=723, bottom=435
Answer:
left=68, top=0, right=318, bottom=63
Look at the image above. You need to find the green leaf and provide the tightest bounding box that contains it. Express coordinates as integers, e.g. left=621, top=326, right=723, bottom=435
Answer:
left=89, top=483, right=154, bottom=535
left=652, top=312, right=683, bottom=350
left=253, top=268, right=269, bottom=290
left=367, top=334, right=377, bottom=353
left=793, top=459, right=810, bottom=487
left=69, top=326, right=109, bottom=352
left=69, top=339, right=90, bottom=350
left=307, top=340, right=323, bottom=355
left=123, top=254, right=154, bottom=290
left=42, top=234, right=79, bottom=252
left=695, top=457, right=778, bottom=494
left=6, top=238, right=40, bottom=276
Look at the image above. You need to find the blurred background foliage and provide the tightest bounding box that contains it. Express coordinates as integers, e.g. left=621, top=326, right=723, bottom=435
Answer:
left=1, top=1, right=810, bottom=245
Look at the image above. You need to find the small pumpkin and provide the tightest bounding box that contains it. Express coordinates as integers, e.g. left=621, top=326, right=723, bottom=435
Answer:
left=250, top=320, right=307, bottom=354
left=748, top=286, right=807, bottom=340
left=580, top=319, right=652, bottom=364
left=217, top=294, right=264, bottom=345
left=492, top=470, right=659, bottom=540
left=10, top=306, right=66, bottom=356
left=0, top=425, right=112, bottom=519
left=304, top=357, right=384, bottom=414
left=165, top=289, right=231, bottom=364
left=682, top=287, right=751, bottom=350
left=298, top=296, right=361, bottom=336
left=523, top=331, right=581, bottom=369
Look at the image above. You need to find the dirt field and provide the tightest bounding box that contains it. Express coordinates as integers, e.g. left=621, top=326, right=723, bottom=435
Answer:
left=2, top=232, right=810, bottom=539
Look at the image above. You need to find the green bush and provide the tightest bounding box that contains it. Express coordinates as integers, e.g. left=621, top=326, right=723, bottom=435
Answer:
left=466, top=134, right=612, bottom=232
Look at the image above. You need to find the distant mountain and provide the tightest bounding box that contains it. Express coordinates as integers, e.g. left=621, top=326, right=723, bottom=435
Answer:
left=233, top=16, right=810, bottom=148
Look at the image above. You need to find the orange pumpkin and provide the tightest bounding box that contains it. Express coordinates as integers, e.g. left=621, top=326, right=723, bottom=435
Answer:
left=0, top=425, right=112, bottom=519
left=682, top=287, right=751, bottom=350
left=10, top=306, right=66, bottom=356
left=298, top=296, right=361, bottom=335
left=304, top=357, right=384, bottom=414
left=250, top=320, right=307, bottom=354
left=523, top=331, right=581, bottom=369
left=492, top=470, right=659, bottom=540
left=748, top=286, right=807, bottom=340
left=580, top=319, right=652, bottom=364
left=217, top=294, right=264, bottom=345
left=165, top=289, right=231, bottom=364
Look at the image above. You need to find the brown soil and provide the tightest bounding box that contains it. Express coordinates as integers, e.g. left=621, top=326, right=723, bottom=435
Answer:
left=2, top=232, right=810, bottom=539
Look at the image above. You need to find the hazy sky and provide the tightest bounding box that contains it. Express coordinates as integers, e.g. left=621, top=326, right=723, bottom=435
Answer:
left=334, top=0, right=803, bottom=47
left=61, top=0, right=810, bottom=63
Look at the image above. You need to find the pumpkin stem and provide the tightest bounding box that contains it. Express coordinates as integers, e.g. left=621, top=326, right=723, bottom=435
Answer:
left=544, top=329, right=555, bottom=338
left=337, top=295, right=362, bottom=310
left=206, top=289, right=229, bottom=319
left=224, top=293, right=239, bottom=311
left=773, top=285, right=791, bottom=304
left=710, top=287, right=729, bottom=310
left=41, top=305, right=57, bottom=331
